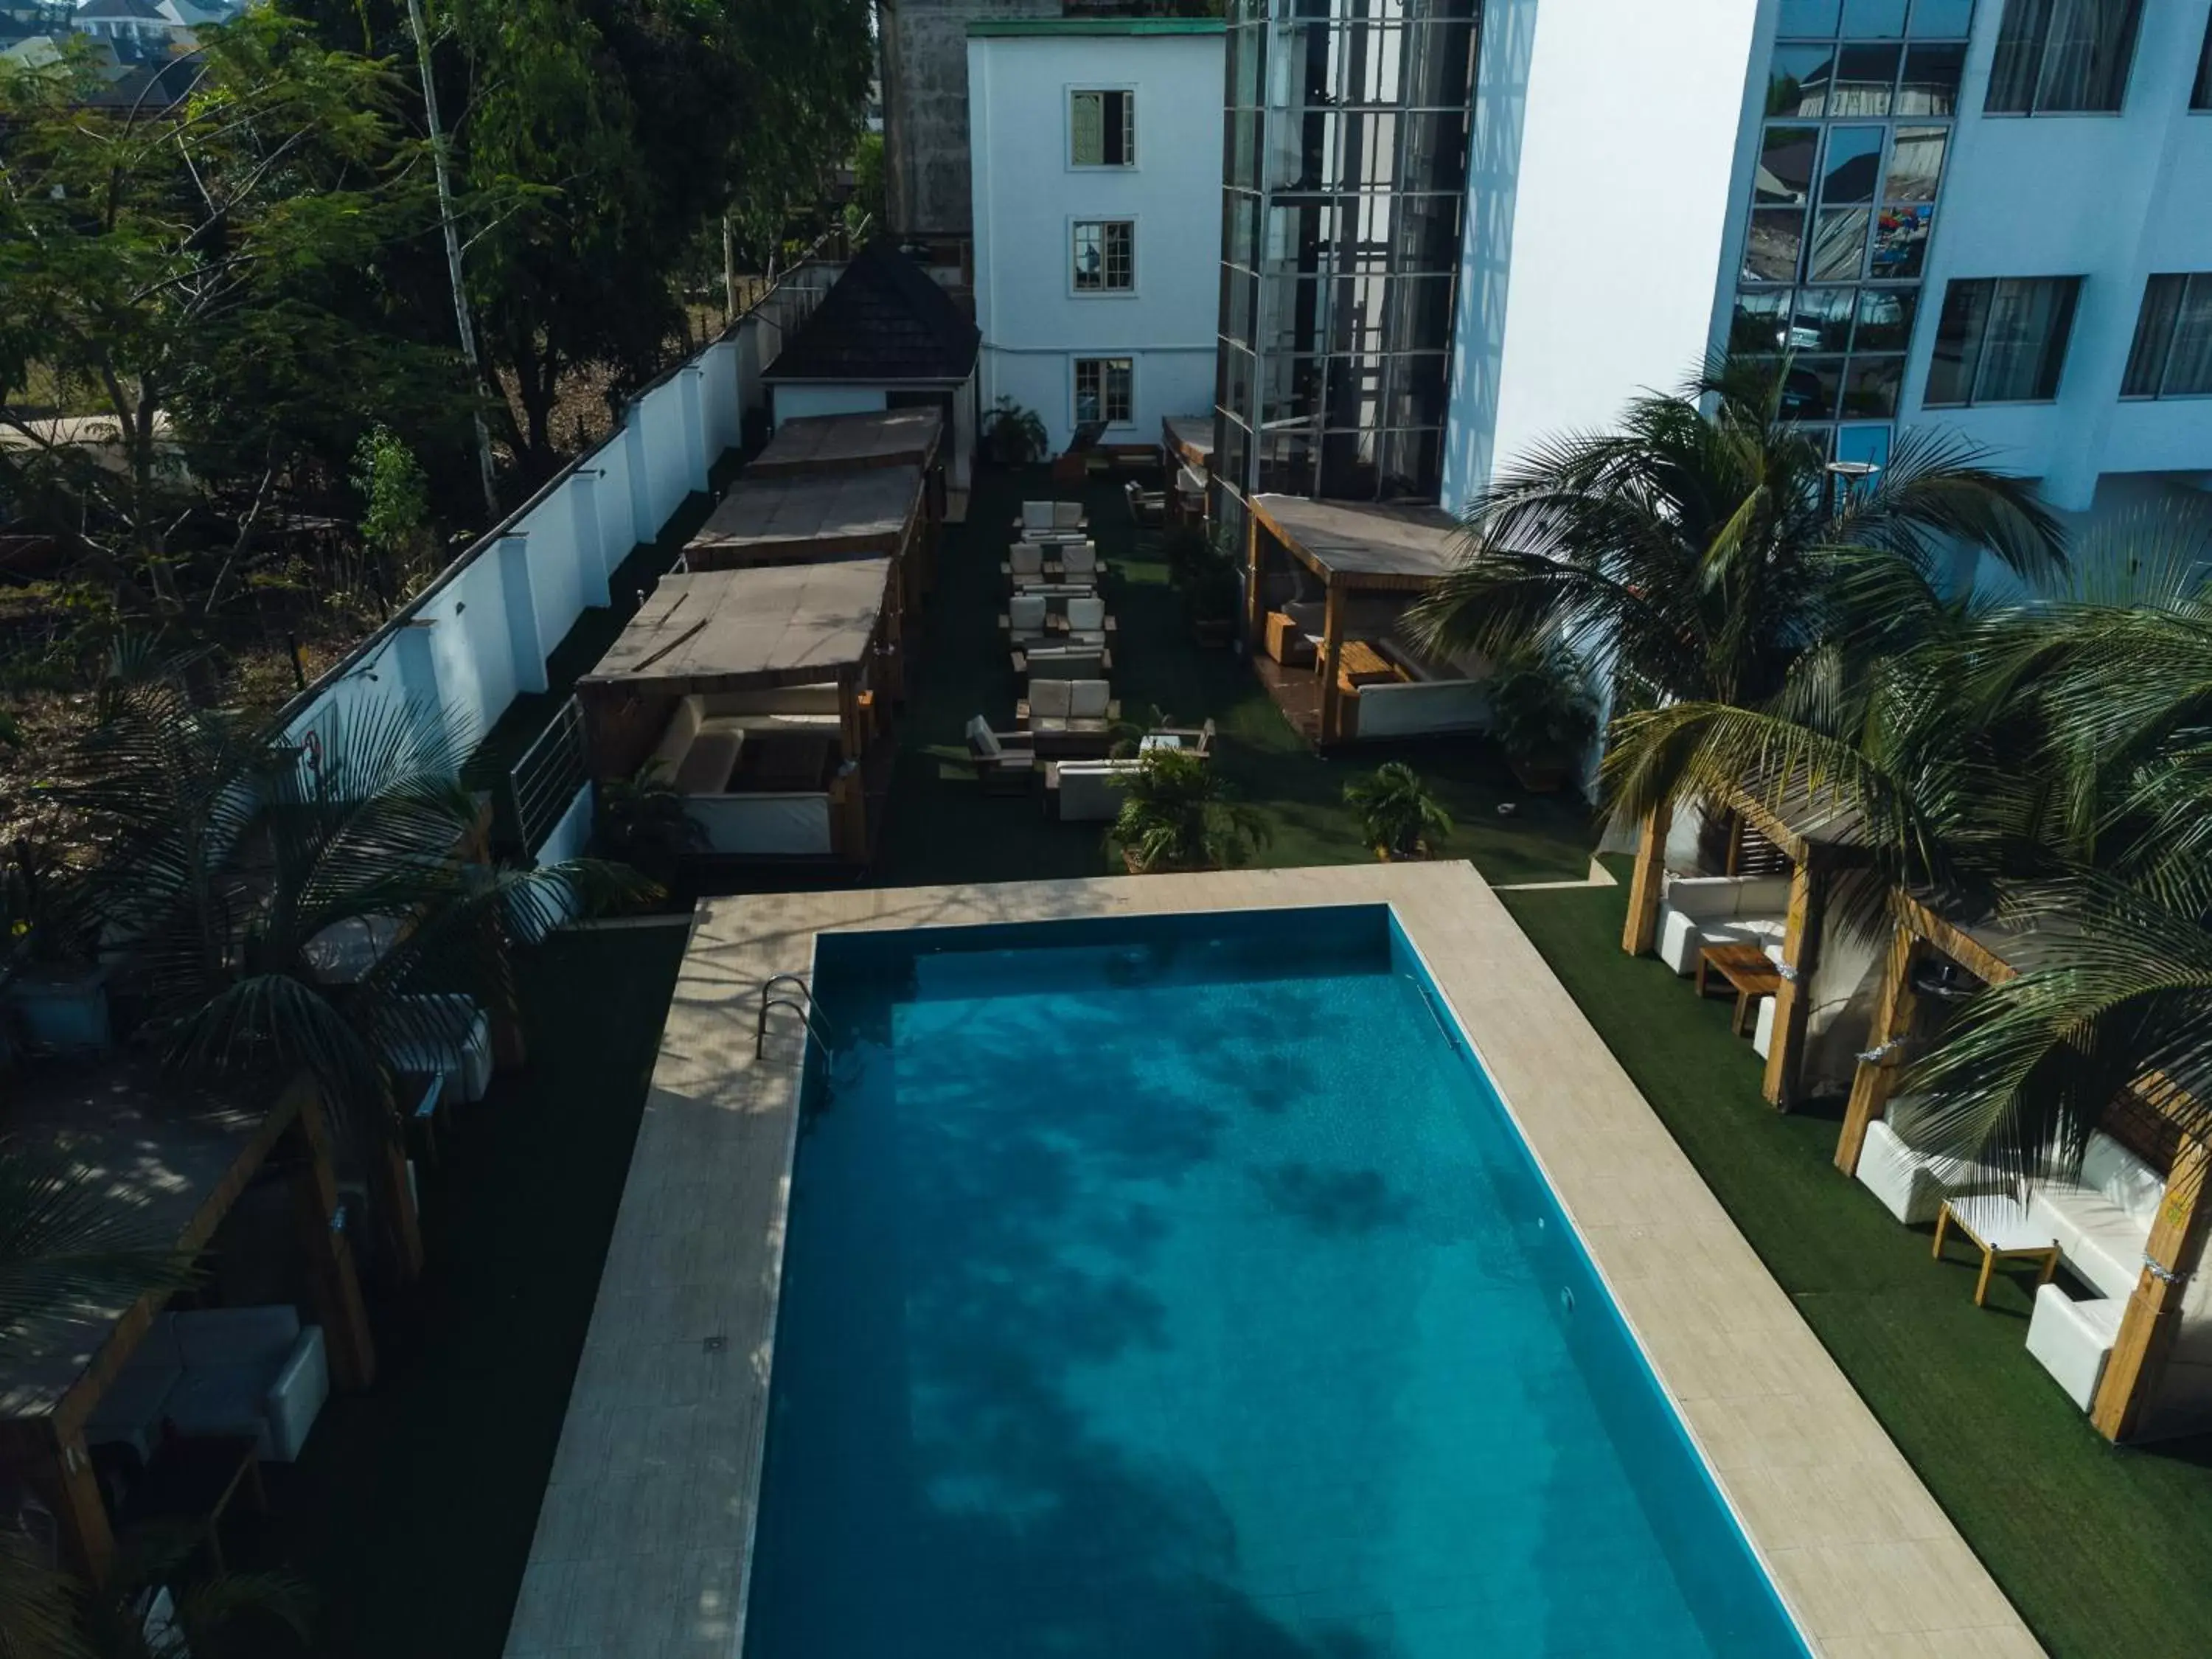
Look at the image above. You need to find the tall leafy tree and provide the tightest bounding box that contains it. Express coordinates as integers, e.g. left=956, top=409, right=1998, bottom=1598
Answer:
left=0, top=19, right=470, bottom=615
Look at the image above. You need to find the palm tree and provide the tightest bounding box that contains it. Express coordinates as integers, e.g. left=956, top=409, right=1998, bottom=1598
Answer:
left=1109, top=748, right=1269, bottom=873
left=51, top=651, right=653, bottom=1268
left=1408, top=355, right=2066, bottom=712
left=1343, top=763, right=1451, bottom=859
left=1601, top=512, right=2212, bottom=1175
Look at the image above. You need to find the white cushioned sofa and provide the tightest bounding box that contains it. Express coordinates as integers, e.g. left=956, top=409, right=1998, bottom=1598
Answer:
left=1655, top=873, right=1792, bottom=977
left=2016, top=1132, right=2166, bottom=1413
left=1853, top=1102, right=2008, bottom=1225
left=86, top=1306, right=328, bottom=1463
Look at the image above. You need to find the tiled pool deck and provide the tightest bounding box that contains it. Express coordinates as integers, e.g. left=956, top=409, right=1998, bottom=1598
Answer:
left=504, top=863, right=2045, bottom=1659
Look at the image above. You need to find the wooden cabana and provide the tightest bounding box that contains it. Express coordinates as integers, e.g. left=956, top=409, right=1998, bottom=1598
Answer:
left=685, top=466, right=926, bottom=686
left=1834, top=894, right=2208, bottom=1442
left=577, top=560, right=895, bottom=865
left=1243, top=494, right=1475, bottom=747
left=746, top=407, right=943, bottom=479
left=1161, top=416, right=1212, bottom=524
left=0, top=1068, right=372, bottom=1581
left=1621, top=784, right=1871, bottom=1110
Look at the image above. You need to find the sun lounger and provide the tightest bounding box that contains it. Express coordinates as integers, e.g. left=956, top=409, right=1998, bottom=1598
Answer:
left=964, top=714, right=1037, bottom=794
left=1018, top=678, right=1119, bottom=755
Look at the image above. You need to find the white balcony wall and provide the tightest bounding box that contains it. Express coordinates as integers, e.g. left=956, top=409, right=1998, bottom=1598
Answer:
left=968, top=24, right=1226, bottom=452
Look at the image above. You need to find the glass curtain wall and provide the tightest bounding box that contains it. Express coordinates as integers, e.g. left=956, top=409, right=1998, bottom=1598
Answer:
left=1733, top=0, right=1976, bottom=462
left=1212, top=0, right=1479, bottom=536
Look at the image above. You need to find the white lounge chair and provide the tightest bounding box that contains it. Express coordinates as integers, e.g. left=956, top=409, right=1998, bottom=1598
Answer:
left=1053, top=501, right=1084, bottom=530
left=1853, top=1104, right=2006, bottom=1225
left=1002, top=543, right=1046, bottom=588
left=1001, top=592, right=1050, bottom=644
left=2027, top=1284, right=2125, bottom=1411
left=1060, top=541, right=1100, bottom=580
left=1065, top=595, right=1111, bottom=645
left=1048, top=758, right=1141, bottom=822
left=1018, top=678, right=1118, bottom=754
left=1655, top=873, right=1791, bottom=976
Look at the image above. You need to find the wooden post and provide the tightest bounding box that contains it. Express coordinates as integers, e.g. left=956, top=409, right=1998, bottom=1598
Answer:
left=1318, top=582, right=1346, bottom=748
left=1762, top=848, right=1827, bottom=1110
left=2093, top=1137, right=2212, bottom=1441
left=1620, top=798, right=1672, bottom=956
left=288, top=1092, right=377, bottom=1391
left=46, top=1430, right=114, bottom=1584
left=1836, top=921, right=1921, bottom=1174
left=1243, top=508, right=1267, bottom=644
left=375, top=1119, right=425, bottom=1282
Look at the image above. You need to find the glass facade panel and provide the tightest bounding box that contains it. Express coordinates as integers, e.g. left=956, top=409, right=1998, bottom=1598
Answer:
left=1076, top=357, right=1134, bottom=425
left=1746, top=209, right=1809, bottom=282
left=1791, top=287, right=1858, bottom=352
left=1758, top=126, right=1820, bottom=206
left=1820, top=126, right=1886, bottom=204
left=1842, top=355, right=1905, bottom=416
left=1212, top=0, right=1476, bottom=507
left=1924, top=276, right=2080, bottom=404
left=1781, top=0, right=1843, bottom=32
left=2122, top=274, right=2212, bottom=398
left=1732, top=290, right=1793, bottom=352
left=1907, top=0, right=1976, bottom=34
left=1843, top=0, right=1909, bottom=35
left=1871, top=204, right=1932, bottom=277
left=1899, top=43, right=1966, bottom=112
left=1834, top=45, right=1901, bottom=113
left=1809, top=208, right=1871, bottom=279
left=1854, top=286, right=1918, bottom=349
left=1988, top=0, right=2142, bottom=114
left=2197, top=18, right=2212, bottom=109
left=1886, top=126, right=1947, bottom=201
left=1770, top=46, right=1837, bottom=116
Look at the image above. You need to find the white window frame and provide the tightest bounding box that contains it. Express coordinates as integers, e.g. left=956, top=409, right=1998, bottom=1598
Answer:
left=1073, top=356, right=1136, bottom=429
left=1070, top=218, right=1138, bottom=297
left=1068, top=86, right=1137, bottom=170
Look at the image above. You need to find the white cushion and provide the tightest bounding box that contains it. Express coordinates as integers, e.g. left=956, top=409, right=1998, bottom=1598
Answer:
left=1067, top=597, right=1105, bottom=630
left=2026, top=1284, right=2124, bottom=1412
left=1660, top=874, right=1795, bottom=922
left=1068, top=680, right=1111, bottom=720
left=964, top=715, right=1002, bottom=757
left=2081, top=1130, right=2165, bottom=1226
left=1022, top=500, right=1053, bottom=527
left=1751, top=992, right=1775, bottom=1060
left=1061, top=543, right=1098, bottom=575
left=1009, top=543, right=1043, bottom=574
left=1009, top=595, right=1046, bottom=630
left=1053, top=501, right=1083, bottom=529
left=1854, top=1115, right=2003, bottom=1225
left=1655, top=905, right=1788, bottom=977
left=1029, top=679, right=1073, bottom=718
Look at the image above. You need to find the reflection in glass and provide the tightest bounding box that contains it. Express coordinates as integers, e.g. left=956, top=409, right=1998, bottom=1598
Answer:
left=1843, top=356, right=1904, bottom=417
left=1834, top=45, right=1900, bottom=114
left=1779, top=0, right=1842, bottom=33
left=1732, top=290, right=1793, bottom=353
left=1907, top=0, right=1975, bottom=35
left=1746, top=208, right=1809, bottom=282
left=1871, top=204, right=1931, bottom=278
left=1791, top=288, right=1857, bottom=352
left=1757, top=125, right=1820, bottom=205
left=1842, top=0, right=1908, bottom=35
left=1899, top=43, right=1966, bottom=112
left=1769, top=46, right=1836, bottom=116
left=1810, top=208, right=1870, bottom=279
left=1784, top=355, right=1846, bottom=420
left=1854, top=287, right=1918, bottom=350
left=1819, top=125, right=1885, bottom=204
left=1885, top=127, right=1947, bottom=201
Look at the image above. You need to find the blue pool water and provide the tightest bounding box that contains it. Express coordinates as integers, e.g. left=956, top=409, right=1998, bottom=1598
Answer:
left=742, top=908, right=1810, bottom=1659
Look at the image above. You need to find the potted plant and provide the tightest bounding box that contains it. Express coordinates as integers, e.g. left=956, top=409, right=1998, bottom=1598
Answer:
left=1179, top=526, right=1242, bottom=647
left=593, top=762, right=708, bottom=891
left=981, top=397, right=1048, bottom=467
left=1486, top=642, right=1599, bottom=793
left=1108, top=747, right=1270, bottom=873
left=1343, top=763, right=1452, bottom=860
left=0, top=837, right=110, bottom=1055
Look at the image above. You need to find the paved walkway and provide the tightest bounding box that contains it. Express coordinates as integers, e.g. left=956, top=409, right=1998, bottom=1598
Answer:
left=504, top=863, right=2043, bottom=1659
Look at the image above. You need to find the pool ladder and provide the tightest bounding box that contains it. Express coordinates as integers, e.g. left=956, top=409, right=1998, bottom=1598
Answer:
left=757, top=973, right=835, bottom=1060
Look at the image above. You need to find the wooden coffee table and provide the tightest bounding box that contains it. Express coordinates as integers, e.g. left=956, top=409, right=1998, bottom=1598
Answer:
left=1935, top=1194, right=2061, bottom=1307
left=1695, top=942, right=1783, bottom=1037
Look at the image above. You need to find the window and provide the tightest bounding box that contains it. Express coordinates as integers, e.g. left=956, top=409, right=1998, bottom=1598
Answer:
left=1070, top=90, right=1134, bottom=167
left=2122, top=275, right=2212, bottom=398
left=1074, top=358, right=1133, bottom=426
left=1072, top=221, right=1134, bottom=293
left=2195, top=18, right=2212, bottom=110
left=1925, top=276, right=2081, bottom=405
left=1986, top=0, right=2142, bottom=114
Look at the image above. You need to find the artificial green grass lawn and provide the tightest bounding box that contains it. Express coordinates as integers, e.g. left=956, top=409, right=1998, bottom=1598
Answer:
left=251, top=923, right=689, bottom=1658
left=875, top=464, right=1594, bottom=888
left=1500, top=872, right=2212, bottom=1659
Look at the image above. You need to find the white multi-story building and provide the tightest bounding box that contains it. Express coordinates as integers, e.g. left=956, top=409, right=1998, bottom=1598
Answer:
left=968, top=16, right=1226, bottom=453
left=1438, top=0, right=2212, bottom=567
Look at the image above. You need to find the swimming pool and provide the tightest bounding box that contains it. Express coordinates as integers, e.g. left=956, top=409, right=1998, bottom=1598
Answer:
left=741, top=905, right=1812, bottom=1658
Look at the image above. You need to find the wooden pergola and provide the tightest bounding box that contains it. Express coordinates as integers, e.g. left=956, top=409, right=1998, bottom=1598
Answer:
left=1243, top=494, right=1459, bottom=747
left=745, top=407, right=942, bottom=479
left=0, top=1068, right=372, bottom=1581
left=1833, top=892, right=2208, bottom=1441
left=684, top=466, right=925, bottom=691
left=576, top=560, right=896, bottom=862
left=1621, top=785, right=1868, bottom=1109
left=1161, top=416, right=1212, bottom=524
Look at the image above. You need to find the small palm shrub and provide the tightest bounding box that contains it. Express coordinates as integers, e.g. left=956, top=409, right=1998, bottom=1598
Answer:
left=1487, top=641, right=1598, bottom=791
left=1110, top=748, right=1269, bottom=873
left=983, top=397, right=1048, bottom=466
left=594, top=762, right=706, bottom=891
left=1344, top=763, right=1452, bottom=859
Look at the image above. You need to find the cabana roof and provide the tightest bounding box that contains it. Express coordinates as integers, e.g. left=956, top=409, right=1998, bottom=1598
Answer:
left=579, top=561, right=893, bottom=696
left=0, top=1062, right=289, bottom=1427
left=687, top=466, right=920, bottom=564
left=1251, top=494, right=1461, bottom=591
left=1163, top=416, right=1214, bottom=467
left=1721, top=780, right=1869, bottom=866
left=747, top=408, right=942, bottom=478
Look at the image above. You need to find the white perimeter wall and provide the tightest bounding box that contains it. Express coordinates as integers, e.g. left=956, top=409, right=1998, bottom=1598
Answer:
left=968, top=29, right=1225, bottom=452
left=1441, top=0, right=1764, bottom=512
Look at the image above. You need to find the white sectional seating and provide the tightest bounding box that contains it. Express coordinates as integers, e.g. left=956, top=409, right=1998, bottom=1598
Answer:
left=1853, top=1106, right=2008, bottom=1225
left=1655, top=873, right=1792, bottom=977
left=86, top=1307, right=329, bottom=1463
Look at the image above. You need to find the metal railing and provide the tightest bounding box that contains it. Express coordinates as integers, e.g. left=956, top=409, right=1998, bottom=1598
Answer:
left=757, top=973, right=835, bottom=1060
left=508, top=695, right=587, bottom=855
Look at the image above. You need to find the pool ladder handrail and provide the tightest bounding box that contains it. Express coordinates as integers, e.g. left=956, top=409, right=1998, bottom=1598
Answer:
left=757, top=974, right=835, bottom=1060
